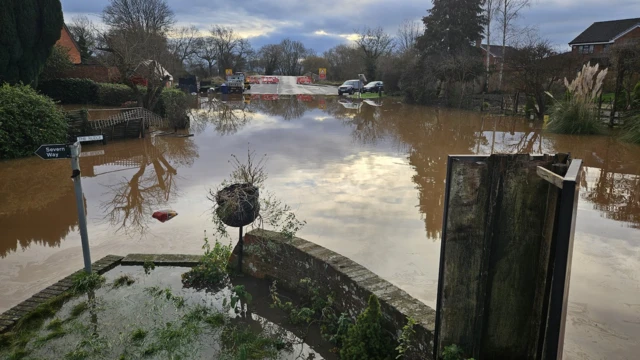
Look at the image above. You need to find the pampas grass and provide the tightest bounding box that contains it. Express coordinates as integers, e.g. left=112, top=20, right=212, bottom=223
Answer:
left=547, top=63, right=607, bottom=135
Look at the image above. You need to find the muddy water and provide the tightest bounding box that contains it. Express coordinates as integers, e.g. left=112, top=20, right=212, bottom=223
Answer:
left=1, top=96, right=639, bottom=358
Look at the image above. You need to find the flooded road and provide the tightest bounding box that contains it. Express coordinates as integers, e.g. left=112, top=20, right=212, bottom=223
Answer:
left=1, top=96, right=639, bottom=358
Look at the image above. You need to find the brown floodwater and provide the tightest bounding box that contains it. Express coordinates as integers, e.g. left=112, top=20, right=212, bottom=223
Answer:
left=1, top=96, right=639, bottom=359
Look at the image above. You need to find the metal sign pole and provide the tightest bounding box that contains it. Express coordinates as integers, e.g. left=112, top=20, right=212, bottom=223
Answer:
left=69, top=142, right=92, bottom=273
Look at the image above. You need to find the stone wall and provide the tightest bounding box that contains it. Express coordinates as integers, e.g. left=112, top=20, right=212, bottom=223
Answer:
left=233, top=229, right=436, bottom=360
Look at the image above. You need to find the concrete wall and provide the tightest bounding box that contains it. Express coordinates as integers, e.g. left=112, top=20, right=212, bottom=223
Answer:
left=233, top=229, right=436, bottom=360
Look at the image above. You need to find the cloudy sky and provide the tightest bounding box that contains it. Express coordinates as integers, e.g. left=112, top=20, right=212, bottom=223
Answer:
left=60, top=0, right=640, bottom=52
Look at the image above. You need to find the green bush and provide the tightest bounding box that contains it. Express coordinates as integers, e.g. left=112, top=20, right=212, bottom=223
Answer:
left=182, top=233, right=232, bottom=288
left=633, top=81, right=640, bottom=109
left=38, top=78, right=98, bottom=104
left=340, top=295, right=396, bottom=360
left=97, top=83, right=137, bottom=106
left=156, top=88, right=189, bottom=127
left=0, top=83, right=68, bottom=159
left=547, top=100, right=604, bottom=135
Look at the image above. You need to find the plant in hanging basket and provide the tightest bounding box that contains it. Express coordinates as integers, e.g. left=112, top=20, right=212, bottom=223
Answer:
left=215, top=183, right=260, bottom=227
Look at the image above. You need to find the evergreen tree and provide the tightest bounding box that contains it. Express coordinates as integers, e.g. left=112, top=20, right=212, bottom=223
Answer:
left=419, top=0, right=487, bottom=54
left=0, top=0, right=64, bottom=86
left=76, top=34, right=94, bottom=63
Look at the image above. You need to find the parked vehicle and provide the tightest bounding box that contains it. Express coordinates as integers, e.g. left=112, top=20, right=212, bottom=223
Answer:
left=363, top=81, right=384, bottom=93
left=338, top=80, right=363, bottom=95
left=226, top=72, right=251, bottom=93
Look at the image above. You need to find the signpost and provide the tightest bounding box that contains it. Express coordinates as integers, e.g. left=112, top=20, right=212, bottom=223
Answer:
left=77, top=135, right=104, bottom=143
left=319, top=68, right=327, bottom=80
left=34, top=144, right=71, bottom=160
left=34, top=142, right=92, bottom=273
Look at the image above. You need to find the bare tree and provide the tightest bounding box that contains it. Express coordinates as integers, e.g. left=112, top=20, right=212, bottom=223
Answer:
left=278, top=39, right=313, bottom=75
left=168, top=26, right=199, bottom=65
left=396, top=20, right=423, bottom=54
left=258, top=44, right=282, bottom=75
left=484, top=0, right=500, bottom=90
left=195, top=36, right=217, bottom=77
left=324, top=44, right=364, bottom=81
left=98, top=0, right=175, bottom=110
left=103, top=0, right=174, bottom=34
left=355, top=27, right=395, bottom=81
left=211, top=25, right=241, bottom=74
left=497, top=0, right=531, bottom=90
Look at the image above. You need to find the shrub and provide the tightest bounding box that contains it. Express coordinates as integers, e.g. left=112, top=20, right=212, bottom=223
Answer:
left=40, top=45, right=73, bottom=82
left=547, top=100, right=604, bottom=135
left=182, top=232, right=232, bottom=288
left=621, top=113, right=640, bottom=144
left=0, top=83, right=68, bottom=159
left=38, top=78, right=99, bottom=104
left=547, top=63, right=607, bottom=135
left=340, top=295, right=396, bottom=360
left=97, top=83, right=137, bottom=106
left=156, top=88, right=189, bottom=127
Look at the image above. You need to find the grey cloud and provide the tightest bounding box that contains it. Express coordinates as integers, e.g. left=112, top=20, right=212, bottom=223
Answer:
left=61, top=0, right=640, bottom=52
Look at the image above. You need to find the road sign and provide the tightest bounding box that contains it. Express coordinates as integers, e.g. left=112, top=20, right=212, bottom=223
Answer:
left=319, top=68, right=327, bottom=80
left=225, top=69, right=233, bottom=76
left=34, top=144, right=71, bottom=160
left=77, top=135, right=104, bottom=143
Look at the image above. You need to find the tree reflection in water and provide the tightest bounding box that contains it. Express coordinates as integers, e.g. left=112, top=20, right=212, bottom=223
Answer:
left=98, top=136, right=198, bottom=235
left=191, top=96, right=255, bottom=135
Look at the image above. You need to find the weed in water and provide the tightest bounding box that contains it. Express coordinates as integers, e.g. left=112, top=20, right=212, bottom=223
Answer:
left=130, top=328, right=147, bottom=342
left=396, top=317, right=417, bottom=359
left=113, top=274, right=135, bottom=288
left=182, top=232, right=232, bottom=288
left=65, top=349, right=89, bottom=360
left=442, top=344, right=475, bottom=360
left=69, top=301, right=88, bottom=318
left=71, top=272, right=105, bottom=294
left=220, top=324, right=281, bottom=359
left=143, top=260, right=155, bottom=275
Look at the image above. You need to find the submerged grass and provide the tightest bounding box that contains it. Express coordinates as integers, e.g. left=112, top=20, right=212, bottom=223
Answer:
left=112, top=274, right=135, bottom=288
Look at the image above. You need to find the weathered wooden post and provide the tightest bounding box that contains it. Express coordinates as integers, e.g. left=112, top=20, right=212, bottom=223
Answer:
left=434, top=154, right=582, bottom=360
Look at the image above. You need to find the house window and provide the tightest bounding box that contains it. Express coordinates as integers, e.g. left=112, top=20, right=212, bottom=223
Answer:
left=603, top=44, right=610, bottom=52
left=579, top=45, right=595, bottom=54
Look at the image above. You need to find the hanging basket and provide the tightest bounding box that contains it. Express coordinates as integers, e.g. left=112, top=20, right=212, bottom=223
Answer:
left=215, top=183, right=260, bottom=227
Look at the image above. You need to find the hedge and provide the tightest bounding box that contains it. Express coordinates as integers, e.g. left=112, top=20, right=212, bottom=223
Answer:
left=38, top=78, right=98, bottom=104
left=38, top=78, right=141, bottom=106
left=97, top=83, right=138, bottom=106
left=0, top=83, right=68, bottom=159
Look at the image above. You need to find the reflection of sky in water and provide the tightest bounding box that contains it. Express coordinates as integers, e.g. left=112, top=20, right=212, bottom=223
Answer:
left=0, top=98, right=639, bottom=358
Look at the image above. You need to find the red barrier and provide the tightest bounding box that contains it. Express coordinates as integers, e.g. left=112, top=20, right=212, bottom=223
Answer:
left=296, top=94, right=314, bottom=102
left=251, top=94, right=261, bottom=100
left=248, top=76, right=261, bottom=84
left=296, top=76, right=312, bottom=85
left=261, top=94, right=279, bottom=101
left=261, top=76, right=279, bottom=84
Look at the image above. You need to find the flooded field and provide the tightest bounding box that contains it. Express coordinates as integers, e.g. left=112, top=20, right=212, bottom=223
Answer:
left=1, top=95, right=639, bottom=358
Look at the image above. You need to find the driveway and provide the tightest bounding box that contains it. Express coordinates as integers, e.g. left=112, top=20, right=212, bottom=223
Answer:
left=246, top=76, right=338, bottom=96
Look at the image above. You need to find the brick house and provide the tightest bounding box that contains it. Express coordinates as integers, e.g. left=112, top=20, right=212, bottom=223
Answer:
left=55, top=24, right=81, bottom=64
left=569, top=17, right=640, bottom=57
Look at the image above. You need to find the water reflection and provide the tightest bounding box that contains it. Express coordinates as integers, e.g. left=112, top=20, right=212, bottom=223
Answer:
left=1, top=96, right=640, bottom=358
left=0, top=159, right=78, bottom=257
left=96, top=136, right=197, bottom=235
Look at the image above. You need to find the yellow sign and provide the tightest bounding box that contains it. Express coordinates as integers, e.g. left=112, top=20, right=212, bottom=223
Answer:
left=319, top=68, right=327, bottom=80
left=225, top=69, right=233, bottom=76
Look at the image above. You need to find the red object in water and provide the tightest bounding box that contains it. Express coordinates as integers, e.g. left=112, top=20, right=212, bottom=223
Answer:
left=152, top=210, right=178, bottom=223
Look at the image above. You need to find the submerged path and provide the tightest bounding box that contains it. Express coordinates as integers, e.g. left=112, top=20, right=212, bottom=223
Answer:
left=246, top=76, right=338, bottom=96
